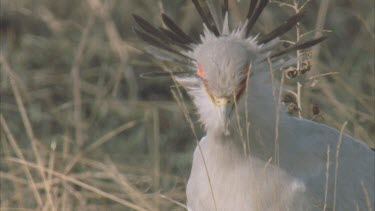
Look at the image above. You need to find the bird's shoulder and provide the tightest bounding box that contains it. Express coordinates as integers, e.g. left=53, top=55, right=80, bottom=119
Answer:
left=285, top=116, right=372, bottom=153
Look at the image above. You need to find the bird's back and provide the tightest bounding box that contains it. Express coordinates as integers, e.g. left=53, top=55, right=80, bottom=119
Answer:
left=280, top=117, right=375, bottom=211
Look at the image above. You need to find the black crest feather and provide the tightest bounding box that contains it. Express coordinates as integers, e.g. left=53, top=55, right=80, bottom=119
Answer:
left=223, top=0, right=229, bottom=16
left=133, top=27, right=192, bottom=60
left=245, top=0, right=269, bottom=37
left=161, top=13, right=196, bottom=44
left=191, top=0, right=220, bottom=36
left=133, top=12, right=198, bottom=61
left=258, top=10, right=305, bottom=44
left=133, top=0, right=327, bottom=77
left=271, top=36, right=328, bottom=58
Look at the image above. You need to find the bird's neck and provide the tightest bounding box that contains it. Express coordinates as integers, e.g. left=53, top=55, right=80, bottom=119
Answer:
left=195, top=73, right=284, bottom=159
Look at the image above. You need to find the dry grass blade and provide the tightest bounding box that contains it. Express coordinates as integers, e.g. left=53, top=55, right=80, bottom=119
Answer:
left=333, top=121, right=348, bottom=211
left=266, top=57, right=278, bottom=164
left=275, top=70, right=285, bottom=166
left=64, top=120, right=138, bottom=174
left=0, top=55, right=38, bottom=151
left=1, top=127, right=23, bottom=205
left=0, top=115, right=43, bottom=207
left=0, top=172, right=27, bottom=185
left=159, top=194, right=188, bottom=210
left=45, top=141, right=57, bottom=211
left=311, top=0, right=331, bottom=75
left=104, top=159, right=155, bottom=210
left=152, top=109, right=161, bottom=194
left=86, top=121, right=138, bottom=152
left=70, top=14, right=95, bottom=148
left=267, top=56, right=285, bottom=208
left=233, top=92, right=246, bottom=155
left=0, top=56, right=28, bottom=97
left=0, top=208, right=36, bottom=211
left=170, top=76, right=218, bottom=211
left=323, top=145, right=331, bottom=211
left=360, top=182, right=373, bottom=211
left=7, top=157, right=148, bottom=211
left=335, top=77, right=374, bottom=114
left=307, top=72, right=339, bottom=81
left=87, top=0, right=139, bottom=99
left=0, top=54, right=54, bottom=209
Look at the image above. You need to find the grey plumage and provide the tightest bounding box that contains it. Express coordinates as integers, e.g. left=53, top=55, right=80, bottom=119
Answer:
left=134, top=1, right=375, bottom=210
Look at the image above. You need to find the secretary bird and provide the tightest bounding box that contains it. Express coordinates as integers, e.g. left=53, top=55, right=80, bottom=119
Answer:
left=133, top=0, right=375, bottom=210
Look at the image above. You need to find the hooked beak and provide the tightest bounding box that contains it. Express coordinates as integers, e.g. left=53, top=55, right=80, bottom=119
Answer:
left=213, top=97, right=234, bottom=135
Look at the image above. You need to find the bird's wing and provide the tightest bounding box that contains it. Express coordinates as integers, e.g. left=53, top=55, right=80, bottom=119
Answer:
left=283, top=117, right=375, bottom=210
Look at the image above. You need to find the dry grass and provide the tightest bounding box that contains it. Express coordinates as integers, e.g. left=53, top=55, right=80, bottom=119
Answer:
left=0, top=0, right=374, bottom=210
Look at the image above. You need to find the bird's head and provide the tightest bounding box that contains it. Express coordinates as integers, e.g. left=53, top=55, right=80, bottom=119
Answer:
left=193, top=36, right=257, bottom=133
left=133, top=0, right=326, bottom=135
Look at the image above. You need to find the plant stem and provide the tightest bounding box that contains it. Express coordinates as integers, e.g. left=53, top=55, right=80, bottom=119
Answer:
left=293, top=1, right=303, bottom=118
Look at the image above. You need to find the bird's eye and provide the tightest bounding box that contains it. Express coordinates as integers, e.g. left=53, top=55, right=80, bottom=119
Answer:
left=197, top=64, right=204, bottom=77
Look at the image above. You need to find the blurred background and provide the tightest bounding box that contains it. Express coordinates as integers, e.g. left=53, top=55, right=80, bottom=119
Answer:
left=0, top=0, right=374, bottom=210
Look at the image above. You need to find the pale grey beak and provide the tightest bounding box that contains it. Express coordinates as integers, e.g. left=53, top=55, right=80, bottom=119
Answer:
left=214, top=97, right=234, bottom=135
